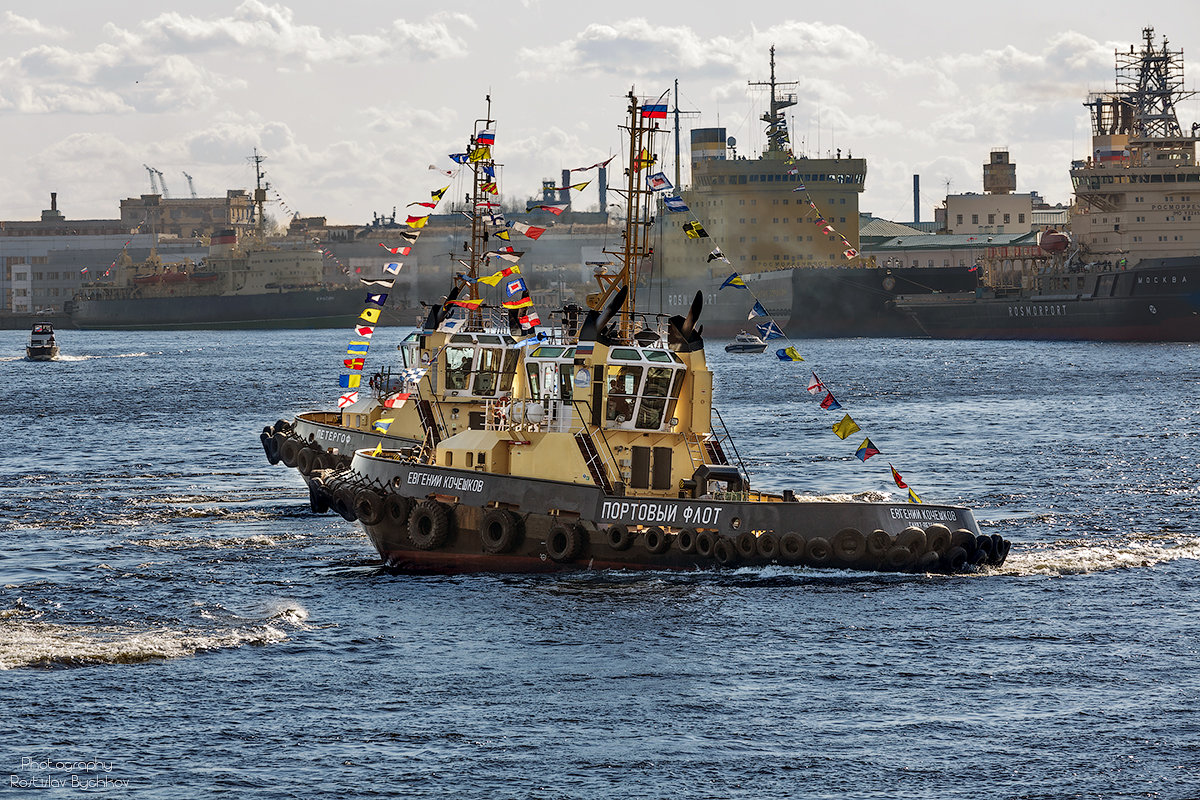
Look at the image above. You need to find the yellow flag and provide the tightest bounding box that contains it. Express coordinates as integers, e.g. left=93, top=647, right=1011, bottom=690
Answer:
left=832, top=414, right=860, bottom=440
left=569, top=181, right=591, bottom=191
left=360, top=308, right=381, bottom=323
left=908, top=488, right=922, bottom=504
left=371, top=442, right=382, bottom=457
left=469, top=146, right=491, bottom=162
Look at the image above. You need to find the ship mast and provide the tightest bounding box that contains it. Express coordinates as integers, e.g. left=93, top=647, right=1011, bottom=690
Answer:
left=250, top=148, right=268, bottom=239
left=748, top=45, right=798, bottom=160
left=460, top=95, right=496, bottom=329
left=597, top=89, right=659, bottom=341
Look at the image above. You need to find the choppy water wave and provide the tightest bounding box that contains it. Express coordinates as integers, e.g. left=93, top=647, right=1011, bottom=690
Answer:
left=0, top=603, right=309, bottom=670
left=996, top=534, right=1200, bottom=576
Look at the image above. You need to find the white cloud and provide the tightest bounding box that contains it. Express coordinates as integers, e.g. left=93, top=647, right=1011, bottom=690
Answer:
left=2, top=11, right=67, bottom=39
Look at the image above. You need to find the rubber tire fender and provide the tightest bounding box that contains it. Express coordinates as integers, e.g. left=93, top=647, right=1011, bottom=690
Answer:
left=261, top=428, right=281, bottom=465
left=408, top=500, right=453, bottom=550
left=866, top=529, right=892, bottom=558
left=384, top=494, right=413, bottom=527
left=642, top=526, right=671, bottom=555
left=941, top=545, right=969, bottom=573
left=546, top=522, right=586, bottom=562
left=924, top=524, right=952, bottom=555
left=332, top=486, right=358, bottom=522
left=676, top=528, right=698, bottom=554
left=831, top=528, right=866, bottom=563
left=885, top=545, right=914, bottom=569
left=695, top=531, right=717, bottom=558
left=480, top=508, right=522, bottom=554
left=974, top=534, right=995, bottom=560
left=949, top=529, right=976, bottom=552
left=805, top=536, right=832, bottom=566
left=712, top=537, right=738, bottom=566
left=279, top=437, right=300, bottom=468
left=354, top=489, right=385, bottom=526
left=308, top=483, right=330, bottom=514
left=779, top=532, right=804, bottom=563
left=895, top=526, right=927, bottom=556
left=756, top=531, right=779, bottom=560
left=606, top=523, right=634, bottom=551
left=734, top=531, right=757, bottom=559
left=296, top=447, right=316, bottom=477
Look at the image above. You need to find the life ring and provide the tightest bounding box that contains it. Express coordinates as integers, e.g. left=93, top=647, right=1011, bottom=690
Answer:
left=756, top=531, right=779, bottom=560
left=831, top=528, right=866, bottom=563
left=805, top=536, right=832, bottom=566
left=676, top=528, right=698, bottom=554
left=261, top=428, right=281, bottom=464
left=882, top=275, right=897, bottom=291
left=695, top=531, right=716, bottom=557
left=308, top=483, right=330, bottom=514
left=712, top=537, right=738, bottom=566
left=332, top=486, right=358, bottom=522
left=866, top=529, right=892, bottom=558
left=924, top=524, right=952, bottom=555
left=885, top=545, right=914, bottom=569
left=895, top=526, right=927, bottom=556
left=642, top=526, right=670, bottom=555
left=408, top=500, right=452, bottom=550
left=384, top=494, right=412, bottom=527
left=606, top=524, right=634, bottom=551
left=296, top=447, right=316, bottom=476
left=279, top=438, right=300, bottom=468
left=941, top=545, right=969, bottom=573
left=480, top=508, right=522, bottom=554
left=546, top=522, right=586, bottom=562
left=354, top=489, right=385, bottom=526
left=779, top=532, right=804, bottom=563
left=735, top=531, right=757, bottom=558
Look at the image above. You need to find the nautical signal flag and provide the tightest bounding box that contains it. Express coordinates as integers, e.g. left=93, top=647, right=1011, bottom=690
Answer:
left=807, top=373, right=825, bottom=395
left=339, top=374, right=361, bottom=389
left=355, top=325, right=374, bottom=338
left=505, top=277, right=527, bottom=297
left=817, top=218, right=834, bottom=235
left=469, top=146, right=491, bottom=162
left=478, top=265, right=520, bottom=286
left=890, top=464, right=908, bottom=489
left=383, top=262, right=403, bottom=274
left=707, top=247, right=730, bottom=264
left=535, top=204, right=567, bottom=216
left=380, top=243, right=411, bottom=255
left=450, top=153, right=469, bottom=164
left=820, top=392, right=841, bottom=410
left=406, top=215, right=429, bottom=228
left=431, top=185, right=449, bottom=202
left=634, top=147, right=656, bottom=170
left=832, top=414, right=860, bottom=440
left=646, top=172, right=672, bottom=192
left=570, top=155, right=617, bottom=172
left=365, top=292, right=388, bottom=306
left=756, top=321, right=784, bottom=340
left=373, top=418, right=394, bottom=433
left=749, top=300, right=768, bottom=319
left=347, top=341, right=370, bottom=355
left=511, top=221, right=546, bottom=240
left=383, top=392, right=410, bottom=409
left=843, top=248, right=859, bottom=259
left=344, top=357, right=365, bottom=370
left=682, top=221, right=709, bottom=238
left=371, top=442, right=382, bottom=457
left=450, top=298, right=484, bottom=309
left=477, top=129, right=495, bottom=146
left=407, top=201, right=436, bottom=209
left=502, top=297, right=533, bottom=309
left=360, top=308, right=381, bottom=323
left=855, top=438, right=881, bottom=461
left=338, top=391, right=360, bottom=408
left=361, top=278, right=395, bottom=288
left=519, top=311, right=540, bottom=328
left=399, top=367, right=427, bottom=384
left=908, top=488, right=922, bottom=504
left=776, top=346, right=804, bottom=361
left=663, top=195, right=689, bottom=212
left=720, top=273, right=746, bottom=289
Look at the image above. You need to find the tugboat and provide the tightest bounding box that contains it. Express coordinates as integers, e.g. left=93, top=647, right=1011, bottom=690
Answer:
left=25, top=322, right=59, bottom=361
left=724, top=331, right=767, bottom=354
left=308, top=91, right=1009, bottom=574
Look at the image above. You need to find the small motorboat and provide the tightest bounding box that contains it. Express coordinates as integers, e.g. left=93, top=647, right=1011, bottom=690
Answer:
left=26, top=322, right=59, bottom=361
left=725, top=330, right=767, bottom=353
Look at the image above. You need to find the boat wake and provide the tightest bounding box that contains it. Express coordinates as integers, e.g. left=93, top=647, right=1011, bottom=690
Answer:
left=993, top=534, right=1200, bottom=577
left=0, top=601, right=310, bottom=670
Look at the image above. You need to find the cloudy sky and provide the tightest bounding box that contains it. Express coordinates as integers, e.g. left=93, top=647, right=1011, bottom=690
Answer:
left=2, top=1, right=1198, bottom=226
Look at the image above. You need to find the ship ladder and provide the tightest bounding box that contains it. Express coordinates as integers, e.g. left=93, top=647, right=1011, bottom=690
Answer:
left=574, top=429, right=615, bottom=494
left=702, top=434, right=730, bottom=465
left=417, top=399, right=442, bottom=446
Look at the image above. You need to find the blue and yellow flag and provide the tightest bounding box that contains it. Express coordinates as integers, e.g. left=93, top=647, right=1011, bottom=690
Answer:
left=908, top=488, right=922, bottom=504
left=347, top=341, right=370, bottom=355
left=339, top=374, right=361, bottom=389
left=855, top=438, right=880, bottom=462
left=373, top=417, right=394, bottom=433
left=832, top=414, right=860, bottom=440
left=720, top=273, right=746, bottom=290
left=776, top=346, right=804, bottom=361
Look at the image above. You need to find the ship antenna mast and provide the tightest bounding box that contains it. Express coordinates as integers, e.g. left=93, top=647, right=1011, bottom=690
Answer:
left=464, top=94, right=496, bottom=329
left=748, top=45, right=798, bottom=160
left=250, top=148, right=268, bottom=238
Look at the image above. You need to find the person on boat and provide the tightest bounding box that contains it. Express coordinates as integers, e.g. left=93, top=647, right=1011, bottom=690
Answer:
left=607, top=378, right=632, bottom=422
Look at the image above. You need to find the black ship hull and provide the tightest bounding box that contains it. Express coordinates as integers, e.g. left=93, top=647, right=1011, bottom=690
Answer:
left=895, top=259, right=1200, bottom=341
left=67, top=286, right=370, bottom=330
left=784, top=265, right=979, bottom=337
